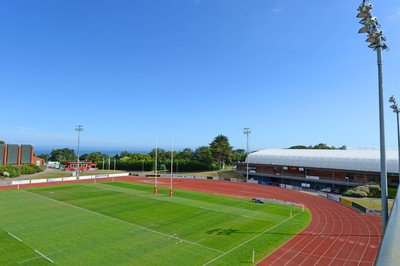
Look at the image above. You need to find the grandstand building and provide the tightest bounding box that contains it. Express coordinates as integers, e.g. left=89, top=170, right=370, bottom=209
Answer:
left=0, top=144, right=44, bottom=167
left=237, top=149, right=399, bottom=193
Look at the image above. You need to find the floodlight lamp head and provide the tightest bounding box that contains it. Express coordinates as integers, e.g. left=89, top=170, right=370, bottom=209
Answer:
left=357, top=12, right=370, bottom=18
left=389, top=96, right=395, bottom=104
left=368, top=43, right=378, bottom=49
left=357, top=3, right=373, bottom=13
left=359, top=17, right=378, bottom=25
left=366, top=36, right=376, bottom=43
left=358, top=26, right=370, bottom=34
left=368, top=30, right=383, bottom=38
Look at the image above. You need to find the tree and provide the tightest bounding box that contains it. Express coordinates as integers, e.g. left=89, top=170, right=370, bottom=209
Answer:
left=209, top=135, right=233, bottom=168
left=120, top=151, right=132, bottom=158
left=49, top=148, right=76, bottom=161
left=231, top=149, right=247, bottom=162
left=289, top=145, right=311, bottom=149
left=176, top=148, right=194, bottom=160
left=0, top=140, right=4, bottom=144
left=36, top=153, right=49, bottom=161
left=148, top=148, right=167, bottom=161
left=194, top=146, right=214, bottom=165
left=130, top=153, right=152, bottom=161
left=312, top=143, right=333, bottom=149
left=288, top=144, right=347, bottom=150
left=85, top=152, right=103, bottom=163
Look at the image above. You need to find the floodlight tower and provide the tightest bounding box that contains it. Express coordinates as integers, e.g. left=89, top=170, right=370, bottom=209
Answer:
left=243, top=127, right=251, bottom=182
left=357, top=0, right=388, bottom=232
left=154, top=138, right=158, bottom=195
left=75, top=125, right=84, bottom=179
left=389, top=96, right=400, bottom=185
left=170, top=139, right=174, bottom=197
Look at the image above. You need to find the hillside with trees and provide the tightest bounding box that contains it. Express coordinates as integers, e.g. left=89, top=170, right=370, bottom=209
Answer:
left=289, top=143, right=347, bottom=150
left=36, top=134, right=247, bottom=172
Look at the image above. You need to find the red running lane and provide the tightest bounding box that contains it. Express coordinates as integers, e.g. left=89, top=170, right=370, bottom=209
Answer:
left=0, top=176, right=382, bottom=265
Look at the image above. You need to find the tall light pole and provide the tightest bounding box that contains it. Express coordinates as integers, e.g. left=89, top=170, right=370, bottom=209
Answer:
left=154, top=138, right=158, bottom=195
left=170, top=139, right=174, bottom=197
left=243, top=127, right=251, bottom=182
left=75, top=125, right=84, bottom=179
left=357, top=0, right=388, bottom=232
left=389, top=95, right=400, bottom=185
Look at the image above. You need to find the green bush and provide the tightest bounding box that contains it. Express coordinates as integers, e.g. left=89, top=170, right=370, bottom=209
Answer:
left=0, top=164, right=43, bottom=178
left=343, top=189, right=368, bottom=198
left=344, top=184, right=397, bottom=199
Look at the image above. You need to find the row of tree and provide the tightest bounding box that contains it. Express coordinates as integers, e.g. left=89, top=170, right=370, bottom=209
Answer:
left=36, top=135, right=248, bottom=172
left=289, top=143, right=347, bottom=150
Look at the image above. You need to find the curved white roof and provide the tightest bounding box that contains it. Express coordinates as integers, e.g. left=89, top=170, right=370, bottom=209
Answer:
left=247, top=149, right=399, bottom=173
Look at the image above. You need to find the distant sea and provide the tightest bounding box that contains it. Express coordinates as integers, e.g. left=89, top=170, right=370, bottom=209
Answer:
left=33, top=147, right=151, bottom=156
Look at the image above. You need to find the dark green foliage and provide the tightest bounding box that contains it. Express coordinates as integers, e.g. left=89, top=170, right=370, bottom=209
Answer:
left=0, top=164, right=43, bottom=178
left=343, top=184, right=397, bottom=199
left=0, top=165, right=21, bottom=177
left=209, top=134, right=233, bottom=168
left=289, top=143, right=347, bottom=150
left=36, top=153, right=49, bottom=161
left=194, top=146, right=214, bottom=165
left=49, top=148, right=76, bottom=161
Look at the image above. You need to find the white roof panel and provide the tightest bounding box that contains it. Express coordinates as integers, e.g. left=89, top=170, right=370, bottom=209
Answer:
left=247, top=149, right=399, bottom=173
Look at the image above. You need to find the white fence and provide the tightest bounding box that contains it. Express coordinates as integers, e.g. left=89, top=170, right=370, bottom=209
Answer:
left=11, top=173, right=130, bottom=186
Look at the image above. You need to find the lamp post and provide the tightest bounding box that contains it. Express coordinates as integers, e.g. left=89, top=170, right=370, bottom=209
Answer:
left=389, top=95, right=400, bottom=185
left=142, top=160, right=144, bottom=172
left=75, top=125, right=84, bottom=179
left=243, top=127, right=251, bottom=182
left=357, top=0, right=388, bottom=232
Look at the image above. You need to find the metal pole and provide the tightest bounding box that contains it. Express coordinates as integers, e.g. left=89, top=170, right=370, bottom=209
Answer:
left=243, top=128, right=251, bottom=182
left=170, top=139, right=173, bottom=197
left=376, top=43, right=388, bottom=232
left=154, top=138, right=158, bottom=195
left=75, top=125, right=83, bottom=179
left=247, top=132, right=249, bottom=181
left=397, top=111, right=400, bottom=184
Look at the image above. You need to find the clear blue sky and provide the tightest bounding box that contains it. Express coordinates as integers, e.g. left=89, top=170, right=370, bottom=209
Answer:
left=1, top=0, right=400, bottom=154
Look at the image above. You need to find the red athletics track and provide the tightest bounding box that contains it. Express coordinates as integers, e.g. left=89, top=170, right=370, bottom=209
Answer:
left=147, top=177, right=382, bottom=266
left=0, top=176, right=382, bottom=265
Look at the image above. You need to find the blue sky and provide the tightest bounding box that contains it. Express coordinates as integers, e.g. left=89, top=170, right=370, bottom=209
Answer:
left=1, top=0, right=400, bottom=154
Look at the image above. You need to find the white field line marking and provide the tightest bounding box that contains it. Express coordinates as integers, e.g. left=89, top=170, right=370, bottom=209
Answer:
left=241, top=215, right=273, bottom=223
left=200, top=207, right=218, bottom=212
left=22, top=190, right=223, bottom=254
left=35, top=250, right=54, bottom=263
left=17, top=250, right=63, bottom=264
left=8, top=232, right=22, bottom=241
left=17, top=255, right=41, bottom=264
left=203, top=211, right=304, bottom=266
left=129, top=224, right=157, bottom=233
left=182, top=238, right=206, bottom=249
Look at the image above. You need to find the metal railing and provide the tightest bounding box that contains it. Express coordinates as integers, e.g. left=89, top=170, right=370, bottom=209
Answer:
left=375, top=188, right=400, bottom=265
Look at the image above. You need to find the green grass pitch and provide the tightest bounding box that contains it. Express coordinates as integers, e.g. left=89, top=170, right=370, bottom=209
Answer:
left=0, top=182, right=311, bottom=265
